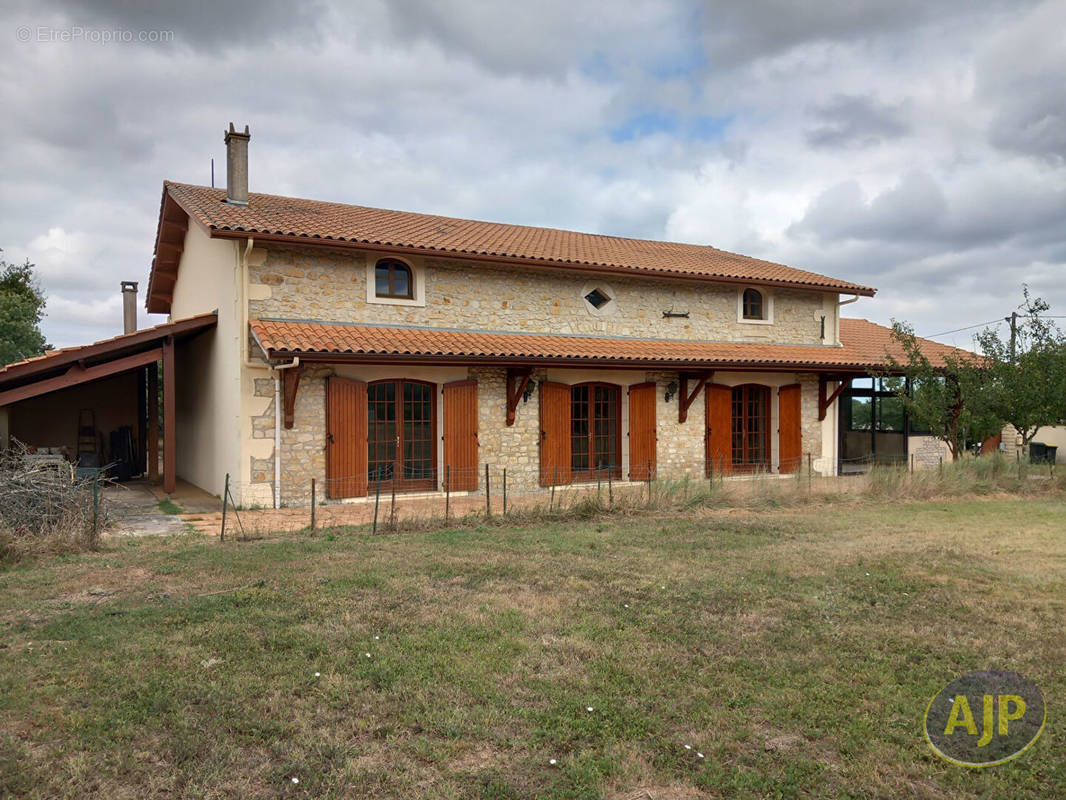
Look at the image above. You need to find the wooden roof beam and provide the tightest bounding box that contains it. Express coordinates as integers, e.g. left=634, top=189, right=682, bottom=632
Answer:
left=678, top=371, right=713, bottom=423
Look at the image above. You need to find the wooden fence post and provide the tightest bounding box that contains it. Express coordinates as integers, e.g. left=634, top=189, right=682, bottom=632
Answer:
left=372, top=472, right=382, bottom=535
left=221, top=472, right=229, bottom=541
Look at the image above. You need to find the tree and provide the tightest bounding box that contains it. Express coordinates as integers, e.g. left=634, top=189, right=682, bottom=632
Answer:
left=881, top=322, right=999, bottom=460
left=0, top=250, right=49, bottom=367
left=974, top=289, right=1066, bottom=449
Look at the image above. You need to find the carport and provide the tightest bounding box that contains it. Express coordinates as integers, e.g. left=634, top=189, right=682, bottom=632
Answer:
left=0, top=313, right=217, bottom=493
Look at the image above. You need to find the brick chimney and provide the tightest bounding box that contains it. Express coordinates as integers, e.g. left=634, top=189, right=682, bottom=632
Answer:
left=121, top=281, right=138, bottom=334
left=224, top=123, right=250, bottom=206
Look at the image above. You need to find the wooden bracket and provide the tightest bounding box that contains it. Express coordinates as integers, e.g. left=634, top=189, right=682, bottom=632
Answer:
left=282, top=366, right=302, bottom=429
left=818, top=375, right=849, bottom=421
left=678, top=371, right=712, bottom=423
left=505, top=367, right=533, bottom=426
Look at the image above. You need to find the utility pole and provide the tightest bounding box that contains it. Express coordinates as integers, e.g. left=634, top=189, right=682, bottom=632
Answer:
left=1006, top=311, right=1018, bottom=362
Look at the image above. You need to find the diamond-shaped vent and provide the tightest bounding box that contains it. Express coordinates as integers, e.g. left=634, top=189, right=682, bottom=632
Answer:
left=584, top=288, right=610, bottom=309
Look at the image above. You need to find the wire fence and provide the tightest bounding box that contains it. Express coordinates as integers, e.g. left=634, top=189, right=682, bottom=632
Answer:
left=200, top=454, right=833, bottom=540
left=183, top=450, right=1061, bottom=542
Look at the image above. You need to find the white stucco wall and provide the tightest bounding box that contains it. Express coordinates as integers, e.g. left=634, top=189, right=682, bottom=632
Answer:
left=169, top=224, right=242, bottom=497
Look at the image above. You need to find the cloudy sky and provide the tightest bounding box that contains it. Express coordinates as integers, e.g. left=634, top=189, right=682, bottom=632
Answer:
left=2, top=0, right=1063, bottom=349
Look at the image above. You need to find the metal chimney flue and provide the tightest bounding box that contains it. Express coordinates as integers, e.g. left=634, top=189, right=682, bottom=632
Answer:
left=224, top=122, right=250, bottom=206
left=121, top=281, right=138, bottom=334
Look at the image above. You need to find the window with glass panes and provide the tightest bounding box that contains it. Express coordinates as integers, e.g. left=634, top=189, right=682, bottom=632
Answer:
left=731, top=384, right=770, bottom=469
left=367, top=379, right=435, bottom=490
left=374, top=259, right=413, bottom=299
left=570, top=383, right=621, bottom=479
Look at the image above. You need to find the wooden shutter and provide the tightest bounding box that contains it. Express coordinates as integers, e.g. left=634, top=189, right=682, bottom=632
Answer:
left=778, top=383, right=802, bottom=474
left=326, top=376, right=367, bottom=498
left=539, top=381, right=572, bottom=487
left=443, top=379, right=479, bottom=491
left=705, top=383, right=732, bottom=477
left=628, top=382, right=657, bottom=481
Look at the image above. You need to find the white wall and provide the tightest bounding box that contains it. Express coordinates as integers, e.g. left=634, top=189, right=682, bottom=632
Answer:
left=170, top=224, right=242, bottom=497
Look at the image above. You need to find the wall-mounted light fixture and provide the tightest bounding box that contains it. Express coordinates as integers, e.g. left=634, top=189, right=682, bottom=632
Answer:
left=665, top=380, right=678, bottom=402
left=523, top=382, right=535, bottom=403
left=662, top=310, right=690, bottom=318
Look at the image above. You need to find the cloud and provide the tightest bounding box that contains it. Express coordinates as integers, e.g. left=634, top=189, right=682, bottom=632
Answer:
left=31, top=0, right=328, bottom=49
left=805, top=95, right=910, bottom=149
left=977, top=0, right=1066, bottom=163
left=0, top=0, right=1063, bottom=351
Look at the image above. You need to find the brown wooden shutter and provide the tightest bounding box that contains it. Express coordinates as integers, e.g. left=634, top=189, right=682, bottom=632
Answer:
left=443, top=379, right=479, bottom=491
left=705, top=383, right=732, bottom=477
left=628, top=382, right=657, bottom=480
left=778, top=383, right=802, bottom=474
left=326, top=376, right=368, bottom=498
left=539, top=380, right=572, bottom=487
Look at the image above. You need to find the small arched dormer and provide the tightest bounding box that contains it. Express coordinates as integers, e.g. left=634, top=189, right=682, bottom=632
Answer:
left=738, top=286, right=773, bottom=324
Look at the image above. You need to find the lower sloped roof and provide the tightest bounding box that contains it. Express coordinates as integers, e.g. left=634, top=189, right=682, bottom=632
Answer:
left=0, top=313, right=217, bottom=402
left=250, top=317, right=963, bottom=371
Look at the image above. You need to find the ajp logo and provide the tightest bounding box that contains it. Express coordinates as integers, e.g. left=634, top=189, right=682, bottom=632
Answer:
left=924, top=670, right=1045, bottom=767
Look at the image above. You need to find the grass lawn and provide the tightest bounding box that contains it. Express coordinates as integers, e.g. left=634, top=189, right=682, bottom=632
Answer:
left=1, top=497, right=1065, bottom=798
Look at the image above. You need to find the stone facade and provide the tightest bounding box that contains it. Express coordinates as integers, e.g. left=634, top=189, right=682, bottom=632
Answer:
left=238, top=243, right=841, bottom=505
left=646, top=370, right=706, bottom=480
left=249, top=365, right=830, bottom=505
left=248, top=246, right=836, bottom=345
left=469, top=366, right=545, bottom=491
left=249, top=364, right=332, bottom=506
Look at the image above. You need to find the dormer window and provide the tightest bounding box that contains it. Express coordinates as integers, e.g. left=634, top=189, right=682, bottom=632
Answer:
left=742, top=288, right=763, bottom=320
left=375, top=259, right=413, bottom=299
left=737, top=287, right=774, bottom=325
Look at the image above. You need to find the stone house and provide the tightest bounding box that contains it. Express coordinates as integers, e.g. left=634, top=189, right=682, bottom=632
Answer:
left=138, top=125, right=962, bottom=506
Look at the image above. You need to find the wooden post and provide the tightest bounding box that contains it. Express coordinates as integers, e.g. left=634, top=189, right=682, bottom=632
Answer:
left=445, top=465, right=451, bottom=523
left=220, top=472, right=229, bottom=541
left=147, top=362, right=159, bottom=481
left=162, top=336, right=176, bottom=493
left=310, top=477, right=316, bottom=532
left=485, top=463, right=491, bottom=517
left=389, top=471, right=397, bottom=529
left=372, top=472, right=382, bottom=534
left=137, top=367, right=147, bottom=477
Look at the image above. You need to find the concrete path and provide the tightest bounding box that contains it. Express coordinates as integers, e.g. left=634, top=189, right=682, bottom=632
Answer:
left=104, top=478, right=221, bottom=537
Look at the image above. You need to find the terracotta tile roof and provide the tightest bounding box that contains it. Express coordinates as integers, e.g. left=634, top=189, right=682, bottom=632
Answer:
left=0, top=313, right=217, bottom=387
left=163, top=181, right=876, bottom=296
left=250, top=317, right=961, bottom=371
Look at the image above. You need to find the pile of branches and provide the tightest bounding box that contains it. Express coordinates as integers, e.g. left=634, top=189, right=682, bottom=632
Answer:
left=0, top=441, right=108, bottom=558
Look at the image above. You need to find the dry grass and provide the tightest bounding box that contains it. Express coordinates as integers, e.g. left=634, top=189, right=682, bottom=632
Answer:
left=178, top=454, right=1063, bottom=542
left=2, top=493, right=1064, bottom=798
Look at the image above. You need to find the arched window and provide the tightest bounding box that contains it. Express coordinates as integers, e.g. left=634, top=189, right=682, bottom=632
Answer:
left=374, top=258, right=414, bottom=300
left=742, top=288, right=764, bottom=320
